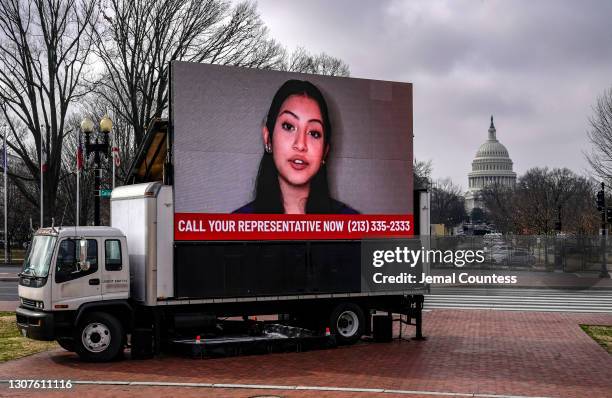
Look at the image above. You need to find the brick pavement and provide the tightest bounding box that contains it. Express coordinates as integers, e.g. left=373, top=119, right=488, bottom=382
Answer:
left=1, top=309, right=611, bottom=398
left=0, top=385, right=458, bottom=398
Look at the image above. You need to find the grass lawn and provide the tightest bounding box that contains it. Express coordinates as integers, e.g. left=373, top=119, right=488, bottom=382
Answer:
left=0, top=311, right=58, bottom=362
left=580, top=324, right=612, bottom=354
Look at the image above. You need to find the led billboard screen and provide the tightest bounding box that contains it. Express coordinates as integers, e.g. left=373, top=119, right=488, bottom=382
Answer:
left=171, top=61, right=413, bottom=240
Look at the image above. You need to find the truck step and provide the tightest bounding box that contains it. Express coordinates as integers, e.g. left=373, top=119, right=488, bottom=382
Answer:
left=170, top=324, right=336, bottom=359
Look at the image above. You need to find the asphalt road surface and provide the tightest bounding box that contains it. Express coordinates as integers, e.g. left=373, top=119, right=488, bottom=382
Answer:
left=0, top=280, right=17, bottom=301
left=0, top=265, right=20, bottom=274
left=0, top=265, right=19, bottom=302
left=2, top=282, right=612, bottom=313
left=426, top=287, right=612, bottom=313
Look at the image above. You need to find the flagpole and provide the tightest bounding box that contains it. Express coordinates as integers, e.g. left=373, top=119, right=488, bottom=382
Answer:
left=76, top=166, right=80, bottom=227
left=40, top=125, right=43, bottom=228
left=3, top=126, right=7, bottom=265
left=76, top=130, right=80, bottom=227
left=112, top=131, right=116, bottom=189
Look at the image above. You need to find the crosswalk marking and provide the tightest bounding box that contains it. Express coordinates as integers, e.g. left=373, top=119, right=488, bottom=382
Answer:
left=425, top=289, right=612, bottom=313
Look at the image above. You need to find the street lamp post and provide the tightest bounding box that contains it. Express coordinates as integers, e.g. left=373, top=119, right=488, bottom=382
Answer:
left=80, top=115, right=112, bottom=226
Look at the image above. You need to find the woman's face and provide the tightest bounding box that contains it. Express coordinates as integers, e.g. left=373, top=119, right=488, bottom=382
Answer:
left=265, top=94, right=328, bottom=188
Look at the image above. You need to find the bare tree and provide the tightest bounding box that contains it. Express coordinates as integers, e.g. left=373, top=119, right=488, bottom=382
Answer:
left=430, top=179, right=467, bottom=228
left=0, top=0, right=97, bottom=226
left=483, top=167, right=598, bottom=234
left=515, top=168, right=557, bottom=234
left=0, top=0, right=350, bottom=228
left=0, top=155, right=38, bottom=246
left=563, top=177, right=599, bottom=235
left=413, top=158, right=432, bottom=190
left=285, top=47, right=350, bottom=77
left=92, top=0, right=286, bottom=148
left=586, top=86, right=612, bottom=183
left=480, top=182, right=515, bottom=233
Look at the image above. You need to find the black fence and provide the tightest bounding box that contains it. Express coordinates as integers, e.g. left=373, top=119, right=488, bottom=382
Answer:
left=428, top=235, right=608, bottom=273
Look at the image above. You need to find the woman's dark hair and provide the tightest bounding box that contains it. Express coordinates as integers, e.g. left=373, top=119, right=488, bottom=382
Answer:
left=253, top=79, right=334, bottom=213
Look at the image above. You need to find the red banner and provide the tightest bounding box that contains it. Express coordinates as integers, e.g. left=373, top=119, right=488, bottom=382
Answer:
left=175, top=213, right=414, bottom=241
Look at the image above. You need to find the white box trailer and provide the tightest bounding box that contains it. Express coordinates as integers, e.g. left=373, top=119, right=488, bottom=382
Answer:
left=110, top=182, right=174, bottom=304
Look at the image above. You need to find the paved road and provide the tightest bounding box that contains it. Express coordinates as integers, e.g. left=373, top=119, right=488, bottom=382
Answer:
left=0, top=265, right=21, bottom=273
left=0, top=265, right=19, bottom=303
left=3, top=280, right=612, bottom=312
left=0, top=279, right=17, bottom=301
left=4, top=262, right=612, bottom=313
left=0, top=281, right=612, bottom=313
left=426, top=287, right=612, bottom=313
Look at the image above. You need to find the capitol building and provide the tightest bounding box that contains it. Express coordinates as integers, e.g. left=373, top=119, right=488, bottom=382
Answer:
left=465, top=116, right=516, bottom=213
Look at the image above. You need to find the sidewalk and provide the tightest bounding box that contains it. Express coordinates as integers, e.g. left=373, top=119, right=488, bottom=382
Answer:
left=430, top=267, right=612, bottom=290
left=0, top=310, right=610, bottom=398
left=0, top=301, right=17, bottom=311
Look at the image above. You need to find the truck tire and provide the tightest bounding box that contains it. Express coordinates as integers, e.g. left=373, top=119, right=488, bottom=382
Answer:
left=329, top=303, right=364, bottom=345
left=74, top=312, right=124, bottom=362
left=56, top=338, right=75, bottom=352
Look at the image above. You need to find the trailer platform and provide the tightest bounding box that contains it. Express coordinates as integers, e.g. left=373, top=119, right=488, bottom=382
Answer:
left=171, top=323, right=337, bottom=358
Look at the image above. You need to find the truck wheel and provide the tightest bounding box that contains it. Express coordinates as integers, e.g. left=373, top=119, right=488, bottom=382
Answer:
left=75, top=312, right=124, bottom=362
left=56, top=338, right=75, bottom=352
left=329, top=303, right=364, bottom=345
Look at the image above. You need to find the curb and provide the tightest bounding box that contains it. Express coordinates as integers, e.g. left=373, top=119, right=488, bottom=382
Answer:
left=0, top=380, right=556, bottom=398
left=0, top=301, right=19, bottom=311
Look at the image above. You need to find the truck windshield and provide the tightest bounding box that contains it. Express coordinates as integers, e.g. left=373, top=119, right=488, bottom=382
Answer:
left=21, top=235, right=57, bottom=277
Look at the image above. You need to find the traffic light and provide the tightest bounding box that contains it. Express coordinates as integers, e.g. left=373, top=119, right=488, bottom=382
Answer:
left=607, top=208, right=612, bottom=224
left=597, top=190, right=605, bottom=211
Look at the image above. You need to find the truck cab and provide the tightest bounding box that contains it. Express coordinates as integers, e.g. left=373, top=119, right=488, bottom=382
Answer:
left=16, top=226, right=131, bottom=361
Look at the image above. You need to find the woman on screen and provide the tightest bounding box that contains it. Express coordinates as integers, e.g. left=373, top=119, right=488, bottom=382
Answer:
left=233, top=79, right=358, bottom=214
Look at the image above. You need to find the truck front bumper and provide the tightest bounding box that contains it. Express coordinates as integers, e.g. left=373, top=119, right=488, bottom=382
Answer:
left=15, top=306, right=55, bottom=341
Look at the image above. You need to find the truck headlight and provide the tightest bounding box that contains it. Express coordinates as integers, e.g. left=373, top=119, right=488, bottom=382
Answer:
left=20, top=297, right=45, bottom=309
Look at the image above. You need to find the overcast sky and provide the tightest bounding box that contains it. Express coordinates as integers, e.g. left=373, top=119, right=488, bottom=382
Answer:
left=254, top=0, right=612, bottom=190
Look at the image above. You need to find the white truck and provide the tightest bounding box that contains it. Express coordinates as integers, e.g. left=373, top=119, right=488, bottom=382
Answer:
left=16, top=179, right=428, bottom=361
left=16, top=62, right=428, bottom=361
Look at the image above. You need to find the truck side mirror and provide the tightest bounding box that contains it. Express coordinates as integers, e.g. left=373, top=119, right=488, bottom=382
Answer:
left=79, top=239, right=90, bottom=271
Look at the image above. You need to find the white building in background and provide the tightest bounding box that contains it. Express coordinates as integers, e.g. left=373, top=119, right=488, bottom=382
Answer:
left=465, top=116, right=516, bottom=214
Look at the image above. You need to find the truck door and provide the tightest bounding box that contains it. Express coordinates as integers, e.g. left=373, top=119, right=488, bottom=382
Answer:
left=101, top=238, right=129, bottom=300
left=51, top=238, right=102, bottom=309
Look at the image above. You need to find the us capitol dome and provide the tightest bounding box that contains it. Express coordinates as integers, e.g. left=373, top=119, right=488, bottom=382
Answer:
left=465, top=116, right=516, bottom=213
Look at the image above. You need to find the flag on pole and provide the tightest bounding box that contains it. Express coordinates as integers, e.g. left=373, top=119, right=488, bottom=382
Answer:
left=41, top=144, right=48, bottom=172
left=76, top=130, right=81, bottom=227
left=111, top=138, right=120, bottom=167
left=111, top=132, right=119, bottom=189
left=76, top=133, right=84, bottom=171
left=3, top=128, right=7, bottom=265
left=40, top=128, right=44, bottom=228
left=2, top=131, right=6, bottom=171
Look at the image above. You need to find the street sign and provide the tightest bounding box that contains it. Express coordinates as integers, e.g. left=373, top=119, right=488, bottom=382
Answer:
left=100, top=189, right=112, bottom=198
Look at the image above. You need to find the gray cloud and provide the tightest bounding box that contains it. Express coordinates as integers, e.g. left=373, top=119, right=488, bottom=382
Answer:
left=254, top=0, right=612, bottom=188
